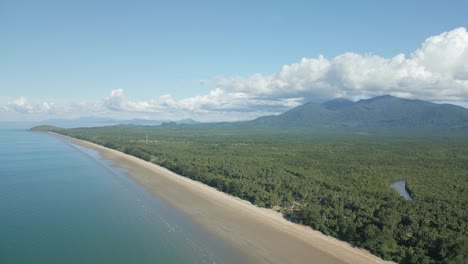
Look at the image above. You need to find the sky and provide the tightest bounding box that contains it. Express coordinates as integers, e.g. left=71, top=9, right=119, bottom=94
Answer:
left=1, top=0, right=468, bottom=122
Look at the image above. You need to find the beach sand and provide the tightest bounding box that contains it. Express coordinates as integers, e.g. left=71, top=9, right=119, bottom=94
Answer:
left=55, top=133, right=393, bottom=264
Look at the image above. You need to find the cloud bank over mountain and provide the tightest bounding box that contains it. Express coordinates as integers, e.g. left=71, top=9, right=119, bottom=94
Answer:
left=213, top=27, right=468, bottom=102
left=2, top=27, right=468, bottom=121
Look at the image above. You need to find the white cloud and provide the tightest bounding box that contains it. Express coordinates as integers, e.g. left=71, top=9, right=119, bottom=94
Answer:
left=1, top=97, right=61, bottom=123
left=5, top=97, right=33, bottom=113
left=4, top=97, right=58, bottom=114
left=214, top=27, right=468, bottom=102
left=2, top=27, right=468, bottom=122
left=98, top=88, right=302, bottom=120
left=102, top=88, right=126, bottom=111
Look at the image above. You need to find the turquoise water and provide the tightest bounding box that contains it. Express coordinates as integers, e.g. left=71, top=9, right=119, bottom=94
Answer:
left=0, top=128, right=245, bottom=263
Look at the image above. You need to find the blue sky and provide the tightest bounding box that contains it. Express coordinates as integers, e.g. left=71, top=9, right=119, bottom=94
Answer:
left=1, top=0, right=468, bottom=121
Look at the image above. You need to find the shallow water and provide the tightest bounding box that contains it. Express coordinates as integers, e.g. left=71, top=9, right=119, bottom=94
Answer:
left=0, top=128, right=245, bottom=263
left=390, top=180, right=412, bottom=200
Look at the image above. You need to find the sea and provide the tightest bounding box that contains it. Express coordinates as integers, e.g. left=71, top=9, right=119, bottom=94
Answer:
left=0, top=125, right=245, bottom=264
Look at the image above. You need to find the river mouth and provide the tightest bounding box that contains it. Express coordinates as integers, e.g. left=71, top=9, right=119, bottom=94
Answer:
left=390, top=180, right=413, bottom=200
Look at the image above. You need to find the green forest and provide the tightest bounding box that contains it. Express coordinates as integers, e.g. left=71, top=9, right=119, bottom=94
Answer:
left=57, top=125, right=468, bottom=264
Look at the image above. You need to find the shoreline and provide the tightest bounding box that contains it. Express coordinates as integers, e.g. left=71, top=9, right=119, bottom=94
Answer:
left=52, top=132, right=393, bottom=264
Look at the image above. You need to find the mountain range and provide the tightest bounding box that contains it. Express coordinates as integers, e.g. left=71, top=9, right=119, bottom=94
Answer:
left=32, top=95, right=468, bottom=134
left=35, top=117, right=200, bottom=128
left=245, top=95, right=468, bottom=133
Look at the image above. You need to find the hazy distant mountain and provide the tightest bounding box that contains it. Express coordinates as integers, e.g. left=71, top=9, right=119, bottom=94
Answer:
left=116, top=119, right=163, bottom=126
left=116, top=118, right=200, bottom=125
left=248, top=95, right=468, bottom=133
left=38, top=117, right=201, bottom=128
left=36, top=96, right=468, bottom=133
left=176, top=118, right=201, bottom=125
left=38, top=117, right=117, bottom=128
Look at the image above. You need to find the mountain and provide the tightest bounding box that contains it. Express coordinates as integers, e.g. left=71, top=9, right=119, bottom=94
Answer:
left=248, top=95, right=468, bottom=133
left=116, top=119, right=163, bottom=126
left=322, top=98, right=354, bottom=110
left=116, top=118, right=200, bottom=125
left=37, top=117, right=201, bottom=128
left=39, top=117, right=118, bottom=128
left=176, top=118, right=201, bottom=125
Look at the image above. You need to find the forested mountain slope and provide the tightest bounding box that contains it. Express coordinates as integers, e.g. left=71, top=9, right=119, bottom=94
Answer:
left=249, top=95, right=468, bottom=133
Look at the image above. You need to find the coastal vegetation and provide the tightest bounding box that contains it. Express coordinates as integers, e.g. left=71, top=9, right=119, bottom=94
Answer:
left=56, top=125, right=468, bottom=264
left=30, top=125, right=64, bottom=132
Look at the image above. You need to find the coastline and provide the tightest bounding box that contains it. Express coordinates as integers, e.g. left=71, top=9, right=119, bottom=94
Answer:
left=52, top=133, right=393, bottom=264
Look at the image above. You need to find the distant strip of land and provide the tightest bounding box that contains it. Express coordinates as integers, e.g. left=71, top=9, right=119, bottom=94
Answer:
left=52, top=132, right=391, bottom=264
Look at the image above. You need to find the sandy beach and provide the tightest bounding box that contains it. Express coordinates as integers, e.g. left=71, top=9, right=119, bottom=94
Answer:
left=55, top=133, right=393, bottom=264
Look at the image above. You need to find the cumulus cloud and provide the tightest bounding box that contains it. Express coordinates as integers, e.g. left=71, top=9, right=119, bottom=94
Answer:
left=99, top=88, right=302, bottom=116
left=214, top=27, right=468, bottom=102
left=5, top=97, right=33, bottom=113
left=102, top=88, right=126, bottom=111
left=98, top=28, right=468, bottom=120
left=101, top=88, right=163, bottom=113
left=4, top=97, right=57, bottom=114
left=2, top=27, right=468, bottom=121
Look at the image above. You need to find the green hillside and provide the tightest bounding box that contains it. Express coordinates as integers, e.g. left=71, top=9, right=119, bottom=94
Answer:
left=248, top=95, right=468, bottom=133
left=30, top=125, right=65, bottom=132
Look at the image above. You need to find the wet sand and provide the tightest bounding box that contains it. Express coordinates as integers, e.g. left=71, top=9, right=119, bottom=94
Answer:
left=55, top=133, right=393, bottom=264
